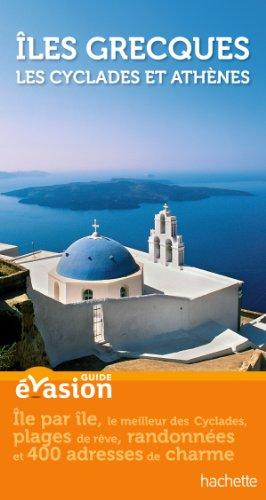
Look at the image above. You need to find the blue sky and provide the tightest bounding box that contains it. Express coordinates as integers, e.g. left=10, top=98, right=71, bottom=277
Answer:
left=0, top=0, right=265, bottom=174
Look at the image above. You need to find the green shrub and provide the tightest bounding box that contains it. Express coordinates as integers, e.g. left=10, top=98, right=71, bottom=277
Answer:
left=0, top=343, right=17, bottom=370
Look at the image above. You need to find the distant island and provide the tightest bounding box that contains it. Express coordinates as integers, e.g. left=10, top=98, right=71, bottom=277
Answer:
left=3, top=179, right=252, bottom=210
left=0, top=170, right=48, bottom=179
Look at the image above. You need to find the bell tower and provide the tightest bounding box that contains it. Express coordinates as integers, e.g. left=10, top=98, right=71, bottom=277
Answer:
left=148, top=204, right=185, bottom=266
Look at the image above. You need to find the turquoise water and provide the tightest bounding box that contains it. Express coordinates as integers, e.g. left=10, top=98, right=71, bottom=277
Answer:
left=0, top=175, right=265, bottom=311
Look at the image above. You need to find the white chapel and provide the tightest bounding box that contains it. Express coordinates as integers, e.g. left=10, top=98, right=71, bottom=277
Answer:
left=0, top=204, right=251, bottom=367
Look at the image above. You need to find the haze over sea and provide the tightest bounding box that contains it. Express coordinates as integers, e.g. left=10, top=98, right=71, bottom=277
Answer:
left=0, top=172, right=265, bottom=312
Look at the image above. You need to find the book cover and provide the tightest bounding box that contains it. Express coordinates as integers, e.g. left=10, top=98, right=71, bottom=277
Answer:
left=0, top=1, right=265, bottom=498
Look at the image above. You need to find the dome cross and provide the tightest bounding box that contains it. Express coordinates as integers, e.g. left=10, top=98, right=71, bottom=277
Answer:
left=91, top=218, right=100, bottom=237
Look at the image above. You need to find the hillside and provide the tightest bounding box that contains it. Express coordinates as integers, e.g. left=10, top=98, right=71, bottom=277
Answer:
left=3, top=179, right=252, bottom=210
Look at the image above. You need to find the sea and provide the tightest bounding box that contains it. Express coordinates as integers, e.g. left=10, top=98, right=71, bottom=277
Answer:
left=0, top=172, right=265, bottom=312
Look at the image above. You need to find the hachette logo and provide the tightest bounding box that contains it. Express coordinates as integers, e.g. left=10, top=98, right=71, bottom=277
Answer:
left=15, top=374, right=112, bottom=399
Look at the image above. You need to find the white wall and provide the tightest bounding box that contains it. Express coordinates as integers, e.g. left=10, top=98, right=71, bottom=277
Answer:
left=27, top=285, right=95, bottom=367
left=102, top=295, right=188, bottom=350
left=0, top=245, right=19, bottom=257
left=27, top=281, right=240, bottom=367
left=187, top=286, right=240, bottom=332
left=28, top=283, right=188, bottom=365
left=101, top=287, right=240, bottom=350
left=48, top=269, right=143, bottom=303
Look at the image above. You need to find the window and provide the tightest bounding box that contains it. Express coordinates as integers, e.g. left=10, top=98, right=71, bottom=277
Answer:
left=83, top=289, right=93, bottom=300
left=120, top=286, right=128, bottom=298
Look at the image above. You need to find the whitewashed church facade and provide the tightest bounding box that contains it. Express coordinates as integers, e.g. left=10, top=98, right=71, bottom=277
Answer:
left=1, top=205, right=249, bottom=367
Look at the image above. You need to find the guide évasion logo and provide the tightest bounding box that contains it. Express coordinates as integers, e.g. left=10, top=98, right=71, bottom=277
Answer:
left=15, top=374, right=112, bottom=399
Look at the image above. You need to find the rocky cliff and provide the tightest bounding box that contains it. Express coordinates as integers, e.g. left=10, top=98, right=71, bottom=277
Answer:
left=0, top=258, right=49, bottom=370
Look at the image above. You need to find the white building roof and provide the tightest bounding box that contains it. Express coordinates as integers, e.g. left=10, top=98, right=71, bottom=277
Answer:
left=128, top=247, right=242, bottom=300
left=0, top=243, right=17, bottom=252
left=13, top=251, right=62, bottom=295
left=13, top=246, right=242, bottom=301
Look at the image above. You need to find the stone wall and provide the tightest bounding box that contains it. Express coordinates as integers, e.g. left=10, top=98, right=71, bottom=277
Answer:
left=0, top=259, right=29, bottom=295
left=240, top=349, right=266, bottom=371
left=6, top=293, right=49, bottom=370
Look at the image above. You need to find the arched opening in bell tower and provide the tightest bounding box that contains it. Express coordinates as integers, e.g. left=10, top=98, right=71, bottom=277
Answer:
left=171, top=220, right=177, bottom=238
left=154, top=236, right=160, bottom=259
left=160, top=214, right=165, bottom=234
left=166, top=240, right=173, bottom=263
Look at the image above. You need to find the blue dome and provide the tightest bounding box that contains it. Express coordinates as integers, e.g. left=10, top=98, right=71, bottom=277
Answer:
left=56, top=236, right=139, bottom=281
